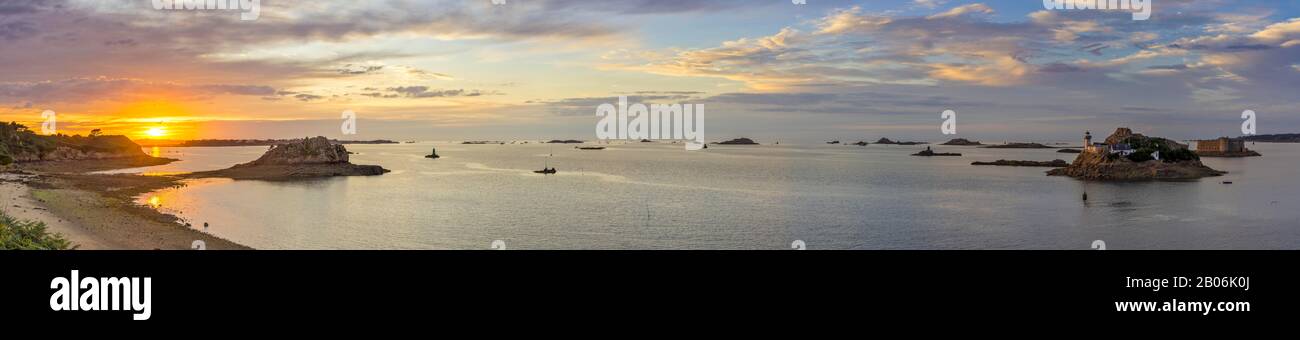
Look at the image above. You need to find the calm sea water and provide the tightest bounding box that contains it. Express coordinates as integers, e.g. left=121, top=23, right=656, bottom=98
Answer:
left=119, top=142, right=1300, bottom=250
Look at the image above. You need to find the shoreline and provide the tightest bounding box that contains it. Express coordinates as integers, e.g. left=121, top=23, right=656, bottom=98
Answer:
left=2, top=158, right=252, bottom=250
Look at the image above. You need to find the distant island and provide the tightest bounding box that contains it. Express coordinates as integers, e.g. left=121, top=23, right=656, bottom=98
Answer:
left=826, top=140, right=840, bottom=144
left=875, top=138, right=926, bottom=145
left=1057, top=148, right=1082, bottom=154
left=911, top=146, right=961, bottom=157
left=940, top=138, right=982, bottom=146
left=982, top=142, right=1053, bottom=149
left=547, top=140, right=584, bottom=144
left=715, top=138, right=759, bottom=145
left=973, top=159, right=1069, bottom=167
left=137, top=138, right=397, bottom=147
left=851, top=141, right=869, bottom=146
left=462, top=141, right=505, bottom=145
left=1240, top=133, right=1300, bottom=143
left=189, top=136, right=389, bottom=180
left=1048, top=128, right=1224, bottom=180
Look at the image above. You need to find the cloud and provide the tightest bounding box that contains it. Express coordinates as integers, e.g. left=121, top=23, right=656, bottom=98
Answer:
left=926, top=3, right=993, bottom=20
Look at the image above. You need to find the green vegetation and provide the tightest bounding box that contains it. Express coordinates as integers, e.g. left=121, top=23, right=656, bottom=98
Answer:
left=0, top=210, right=75, bottom=250
left=1121, top=136, right=1199, bottom=163
left=1, top=122, right=143, bottom=162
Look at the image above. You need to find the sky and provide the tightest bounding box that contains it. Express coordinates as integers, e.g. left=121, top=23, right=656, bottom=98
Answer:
left=1, top=0, right=1298, bottom=142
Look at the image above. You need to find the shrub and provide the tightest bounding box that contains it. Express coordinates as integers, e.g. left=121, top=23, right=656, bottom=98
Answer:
left=0, top=211, right=75, bottom=250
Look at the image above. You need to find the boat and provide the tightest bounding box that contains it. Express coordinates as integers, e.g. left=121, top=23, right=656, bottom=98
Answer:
left=534, top=167, right=557, bottom=175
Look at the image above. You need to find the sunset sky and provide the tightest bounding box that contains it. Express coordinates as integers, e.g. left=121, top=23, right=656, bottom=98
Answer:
left=1, top=0, right=1298, bottom=142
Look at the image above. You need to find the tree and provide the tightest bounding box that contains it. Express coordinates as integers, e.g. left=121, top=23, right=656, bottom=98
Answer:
left=89, top=129, right=102, bottom=138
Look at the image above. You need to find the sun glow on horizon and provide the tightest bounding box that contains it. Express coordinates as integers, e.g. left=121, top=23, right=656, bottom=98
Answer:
left=144, top=126, right=168, bottom=139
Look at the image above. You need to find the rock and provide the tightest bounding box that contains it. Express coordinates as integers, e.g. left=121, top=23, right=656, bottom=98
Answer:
left=972, top=159, right=1069, bottom=167
left=911, top=146, right=961, bottom=157
left=851, top=141, right=868, bottom=146
left=940, top=138, right=983, bottom=146
left=875, top=138, right=925, bottom=145
left=1197, top=150, right=1261, bottom=157
left=715, top=138, right=759, bottom=145
left=1047, top=128, right=1225, bottom=180
left=193, top=136, right=389, bottom=179
left=827, top=140, right=840, bottom=144
left=1057, top=148, right=1082, bottom=153
left=981, top=142, right=1053, bottom=149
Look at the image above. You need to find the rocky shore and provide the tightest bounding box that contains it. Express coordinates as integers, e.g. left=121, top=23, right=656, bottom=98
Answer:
left=1197, top=150, right=1262, bottom=157
left=189, top=136, right=389, bottom=180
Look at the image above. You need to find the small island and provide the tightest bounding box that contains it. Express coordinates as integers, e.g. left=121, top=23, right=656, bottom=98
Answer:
left=190, top=136, right=389, bottom=180
left=972, top=159, right=1069, bottom=167
left=1047, top=128, right=1225, bottom=180
left=875, top=138, right=926, bottom=145
left=940, top=138, right=983, bottom=146
left=911, top=146, right=961, bottom=157
left=851, top=141, right=869, bottom=146
left=715, top=138, right=759, bottom=145
left=1057, top=148, right=1082, bottom=154
left=827, top=140, right=840, bottom=144
left=547, top=139, right=584, bottom=144
left=981, top=142, right=1053, bottom=149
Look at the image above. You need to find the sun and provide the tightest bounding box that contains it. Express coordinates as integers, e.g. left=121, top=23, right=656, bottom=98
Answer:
left=144, top=126, right=168, bottom=138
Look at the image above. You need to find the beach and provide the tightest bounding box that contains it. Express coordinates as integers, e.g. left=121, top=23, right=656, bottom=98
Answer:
left=1, top=162, right=250, bottom=250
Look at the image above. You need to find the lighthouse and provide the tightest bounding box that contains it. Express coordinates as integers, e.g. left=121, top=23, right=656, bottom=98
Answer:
left=1084, top=131, right=1093, bottom=152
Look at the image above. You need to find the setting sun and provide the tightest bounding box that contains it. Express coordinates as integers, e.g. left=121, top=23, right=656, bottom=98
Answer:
left=144, top=126, right=168, bottom=138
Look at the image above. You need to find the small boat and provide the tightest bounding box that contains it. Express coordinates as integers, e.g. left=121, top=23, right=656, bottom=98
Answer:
left=534, top=167, right=557, bottom=175
left=577, top=146, right=606, bottom=150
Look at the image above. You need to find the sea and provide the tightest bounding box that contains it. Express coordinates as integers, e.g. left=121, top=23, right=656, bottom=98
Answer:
left=100, top=142, right=1300, bottom=249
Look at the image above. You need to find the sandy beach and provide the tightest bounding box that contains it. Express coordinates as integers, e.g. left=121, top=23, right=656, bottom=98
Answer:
left=2, top=162, right=251, bottom=250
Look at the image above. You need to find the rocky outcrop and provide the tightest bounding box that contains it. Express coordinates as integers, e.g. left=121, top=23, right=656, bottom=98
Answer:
left=941, top=138, right=982, bottom=146
left=972, top=159, right=1069, bottom=167
left=192, top=136, right=388, bottom=180
left=1197, top=150, right=1261, bottom=157
left=875, top=138, right=925, bottom=145
left=911, top=147, right=961, bottom=156
left=1047, top=128, right=1225, bottom=180
left=715, top=138, right=759, bottom=145
left=851, top=141, right=869, bottom=146
left=1057, top=148, right=1082, bottom=154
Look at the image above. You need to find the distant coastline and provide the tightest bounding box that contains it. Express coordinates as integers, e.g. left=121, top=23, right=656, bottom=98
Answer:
left=136, top=139, right=398, bottom=147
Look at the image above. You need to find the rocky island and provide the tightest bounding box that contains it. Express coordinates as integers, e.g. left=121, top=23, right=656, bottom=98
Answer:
left=1047, top=128, right=1225, bottom=180
left=715, top=138, right=759, bottom=145
left=190, top=136, right=389, bottom=180
left=875, top=138, right=925, bottom=145
left=973, top=159, right=1069, bottom=167
left=940, top=138, right=983, bottom=146
left=851, top=141, right=869, bottom=146
left=911, top=146, right=961, bottom=156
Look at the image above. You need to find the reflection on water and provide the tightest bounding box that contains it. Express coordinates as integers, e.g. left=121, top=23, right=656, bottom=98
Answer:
left=135, top=142, right=1300, bottom=250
